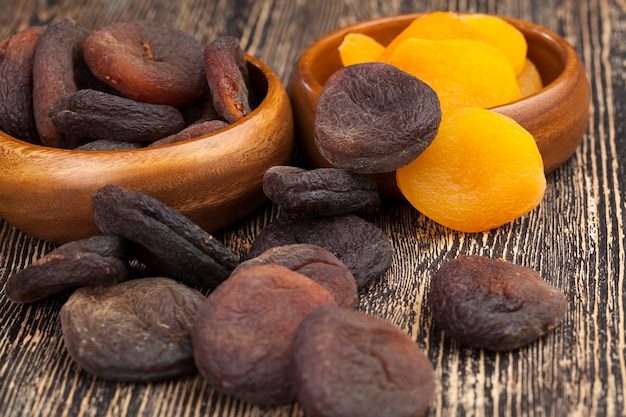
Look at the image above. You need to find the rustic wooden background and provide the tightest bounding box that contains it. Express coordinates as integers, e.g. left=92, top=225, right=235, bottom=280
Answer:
left=1, top=0, right=625, bottom=416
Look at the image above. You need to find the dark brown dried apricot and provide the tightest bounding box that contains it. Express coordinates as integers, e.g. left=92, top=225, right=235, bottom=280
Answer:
left=32, top=19, right=88, bottom=148
left=204, top=35, right=251, bottom=123
left=49, top=89, right=186, bottom=145
left=60, top=277, right=205, bottom=382
left=0, top=25, right=45, bottom=143
left=4, top=235, right=130, bottom=304
left=429, top=255, right=567, bottom=351
left=178, top=96, right=221, bottom=125
left=75, top=139, right=143, bottom=151
left=148, top=119, right=229, bottom=147
left=192, top=264, right=337, bottom=405
left=247, top=214, right=393, bottom=288
left=232, top=243, right=358, bottom=308
left=83, top=20, right=208, bottom=106
left=262, top=165, right=380, bottom=217
left=314, top=62, right=441, bottom=174
left=92, top=184, right=239, bottom=287
left=292, top=306, right=435, bottom=417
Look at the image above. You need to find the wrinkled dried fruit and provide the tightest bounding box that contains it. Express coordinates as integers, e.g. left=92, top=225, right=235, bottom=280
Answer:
left=292, top=306, right=435, bottom=417
left=49, top=89, right=185, bottom=145
left=517, top=58, right=543, bottom=98
left=385, top=37, right=520, bottom=110
left=0, top=25, right=45, bottom=143
left=429, top=255, right=567, bottom=351
left=92, top=184, right=239, bottom=287
left=338, top=32, right=385, bottom=66
left=179, top=96, right=220, bottom=125
left=263, top=166, right=380, bottom=217
left=75, top=139, right=143, bottom=151
left=247, top=214, right=393, bottom=288
left=148, top=119, right=229, bottom=147
left=314, top=62, right=441, bottom=174
left=396, top=107, right=546, bottom=232
left=458, top=13, right=527, bottom=76
left=60, top=277, right=205, bottom=381
left=4, top=235, right=130, bottom=304
left=203, top=35, right=252, bottom=123
left=232, top=243, right=358, bottom=308
left=192, top=264, right=337, bottom=405
left=32, top=19, right=88, bottom=148
left=377, top=11, right=483, bottom=62
left=83, top=20, right=208, bottom=106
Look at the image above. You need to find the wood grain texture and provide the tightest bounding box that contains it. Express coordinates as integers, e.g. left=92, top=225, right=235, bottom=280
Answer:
left=0, top=0, right=624, bottom=416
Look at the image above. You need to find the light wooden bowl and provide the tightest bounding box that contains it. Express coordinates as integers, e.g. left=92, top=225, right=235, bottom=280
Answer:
left=289, top=13, right=590, bottom=198
left=0, top=54, right=294, bottom=244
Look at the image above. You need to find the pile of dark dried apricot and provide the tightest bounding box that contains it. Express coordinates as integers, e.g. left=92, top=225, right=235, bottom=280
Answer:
left=3, top=167, right=566, bottom=417
left=0, top=19, right=252, bottom=149
left=3, top=176, right=437, bottom=416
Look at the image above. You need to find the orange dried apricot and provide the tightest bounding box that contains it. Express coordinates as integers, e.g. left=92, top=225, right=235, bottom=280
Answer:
left=396, top=107, right=546, bottom=233
left=377, top=11, right=483, bottom=61
left=385, top=38, right=520, bottom=110
left=458, top=14, right=528, bottom=76
left=338, top=33, right=385, bottom=66
left=517, top=58, right=544, bottom=97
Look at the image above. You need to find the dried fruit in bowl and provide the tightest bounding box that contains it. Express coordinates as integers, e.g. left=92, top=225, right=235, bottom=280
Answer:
left=338, top=32, right=385, bottom=66
left=339, top=12, right=532, bottom=109
left=386, top=37, right=520, bottom=110
left=457, top=13, right=528, bottom=76
left=378, top=11, right=483, bottom=61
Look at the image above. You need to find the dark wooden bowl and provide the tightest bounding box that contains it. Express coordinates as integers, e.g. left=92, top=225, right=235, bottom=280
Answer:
left=288, top=13, right=590, bottom=198
left=0, top=54, right=294, bottom=244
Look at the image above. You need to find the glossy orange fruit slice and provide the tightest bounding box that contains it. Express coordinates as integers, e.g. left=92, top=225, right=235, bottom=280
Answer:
left=396, top=107, right=546, bottom=233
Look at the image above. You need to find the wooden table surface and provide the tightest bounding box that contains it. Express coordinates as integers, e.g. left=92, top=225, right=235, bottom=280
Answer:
left=1, top=0, right=624, bottom=416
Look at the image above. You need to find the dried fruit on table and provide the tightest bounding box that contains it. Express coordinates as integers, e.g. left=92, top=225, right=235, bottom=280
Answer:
left=192, top=264, right=337, bottom=405
left=32, top=19, right=88, bottom=148
left=247, top=214, right=393, bottom=288
left=314, top=62, right=441, bottom=174
left=233, top=243, right=358, bottom=308
left=4, top=235, right=130, bottom=304
left=428, top=255, right=567, bottom=351
left=0, top=25, right=45, bottom=144
left=396, top=107, right=546, bottom=233
left=385, top=37, right=520, bottom=110
left=92, top=184, right=239, bottom=287
left=203, top=35, right=252, bottom=123
left=292, top=306, right=436, bottom=417
left=60, top=277, right=205, bottom=381
left=517, top=58, right=543, bottom=97
left=377, top=11, right=483, bottom=62
left=262, top=165, right=380, bottom=217
left=338, top=32, right=385, bottom=66
left=457, top=13, right=528, bottom=76
left=83, top=20, right=208, bottom=106
left=49, top=89, right=186, bottom=145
